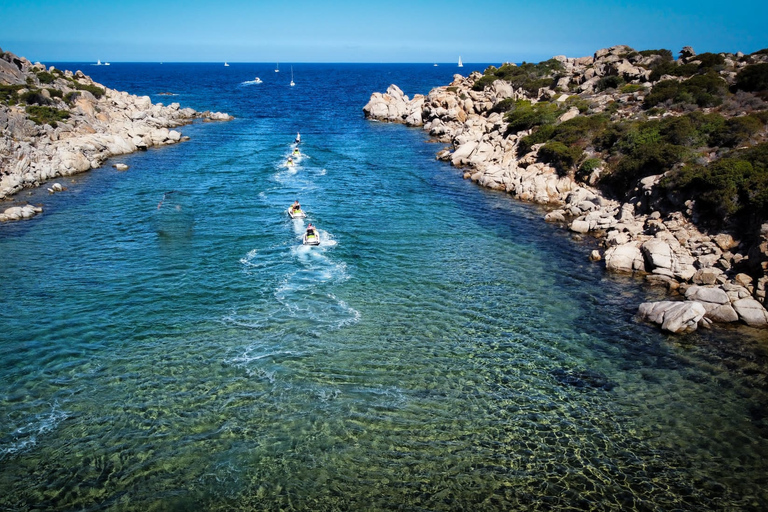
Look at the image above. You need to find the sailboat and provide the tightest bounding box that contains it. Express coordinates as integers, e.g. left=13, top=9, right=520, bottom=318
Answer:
left=458, top=56, right=463, bottom=67
left=290, top=66, right=295, bottom=86
left=224, top=62, right=229, bottom=67
left=275, top=62, right=279, bottom=72
left=95, top=59, right=102, bottom=66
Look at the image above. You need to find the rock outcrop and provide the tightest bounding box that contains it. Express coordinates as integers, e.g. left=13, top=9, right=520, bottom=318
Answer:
left=0, top=49, right=233, bottom=218
left=364, top=44, right=768, bottom=333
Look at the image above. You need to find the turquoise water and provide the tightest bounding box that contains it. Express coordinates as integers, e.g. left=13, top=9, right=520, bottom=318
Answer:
left=1, top=63, right=767, bottom=511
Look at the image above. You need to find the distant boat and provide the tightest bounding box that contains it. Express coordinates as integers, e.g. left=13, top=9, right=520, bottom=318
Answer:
left=224, top=62, right=229, bottom=67
left=434, top=63, right=438, bottom=66
left=458, top=56, right=463, bottom=67
left=290, top=66, right=295, bottom=87
left=104, top=62, right=110, bottom=66
left=94, top=60, right=102, bottom=66
left=275, top=62, right=279, bottom=72
left=254, top=77, right=263, bottom=83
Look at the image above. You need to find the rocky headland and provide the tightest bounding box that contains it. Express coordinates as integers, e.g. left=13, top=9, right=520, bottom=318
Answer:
left=0, top=48, right=232, bottom=219
left=364, top=45, right=768, bottom=333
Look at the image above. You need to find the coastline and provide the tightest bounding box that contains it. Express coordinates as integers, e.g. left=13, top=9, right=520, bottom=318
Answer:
left=0, top=49, right=232, bottom=218
left=364, top=45, right=768, bottom=333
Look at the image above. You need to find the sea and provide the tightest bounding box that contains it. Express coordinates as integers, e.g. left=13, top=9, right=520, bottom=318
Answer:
left=1, top=62, right=767, bottom=511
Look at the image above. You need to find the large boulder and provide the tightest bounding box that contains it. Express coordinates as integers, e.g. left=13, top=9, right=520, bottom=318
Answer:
left=604, top=242, right=645, bottom=272
left=732, top=299, right=768, bottom=327
left=637, top=301, right=707, bottom=333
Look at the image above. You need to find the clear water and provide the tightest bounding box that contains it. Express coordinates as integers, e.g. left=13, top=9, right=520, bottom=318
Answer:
left=1, top=63, right=767, bottom=511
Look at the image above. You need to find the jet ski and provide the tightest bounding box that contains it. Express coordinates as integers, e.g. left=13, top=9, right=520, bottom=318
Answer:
left=288, top=206, right=306, bottom=219
left=303, top=227, right=320, bottom=246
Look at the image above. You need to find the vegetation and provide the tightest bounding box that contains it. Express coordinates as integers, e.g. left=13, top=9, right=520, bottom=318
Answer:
left=70, top=80, right=105, bottom=99
left=734, top=63, right=768, bottom=93
left=0, top=84, right=24, bottom=105
left=473, top=59, right=564, bottom=94
left=643, top=72, right=728, bottom=108
left=503, top=100, right=563, bottom=133
left=25, top=105, right=70, bottom=127
left=660, top=143, right=768, bottom=229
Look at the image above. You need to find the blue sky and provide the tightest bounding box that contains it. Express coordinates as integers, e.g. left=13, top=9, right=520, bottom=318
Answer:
left=2, top=0, right=767, bottom=63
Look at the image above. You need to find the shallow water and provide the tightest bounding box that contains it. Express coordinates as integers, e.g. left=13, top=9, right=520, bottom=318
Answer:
left=1, top=63, right=767, bottom=511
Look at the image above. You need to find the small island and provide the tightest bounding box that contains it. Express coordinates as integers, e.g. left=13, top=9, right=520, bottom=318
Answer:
left=365, top=45, right=768, bottom=333
left=0, top=48, right=232, bottom=219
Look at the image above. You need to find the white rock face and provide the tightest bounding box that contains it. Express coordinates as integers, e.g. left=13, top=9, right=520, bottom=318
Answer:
left=732, top=299, right=768, bottom=327
left=604, top=242, right=645, bottom=272
left=637, top=301, right=707, bottom=333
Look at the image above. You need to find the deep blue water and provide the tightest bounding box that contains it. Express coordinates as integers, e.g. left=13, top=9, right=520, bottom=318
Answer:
left=1, top=62, right=768, bottom=511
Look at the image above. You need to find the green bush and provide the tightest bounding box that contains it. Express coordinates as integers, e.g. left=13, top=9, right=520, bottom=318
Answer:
left=517, top=124, right=556, bottom=155
left=539, top=141, right=583, bottom=176
left=643, top=72, right=726, bottom=108
left=639, top=49, right=674, bottom=61
left=597, top=75, right=625, bottom=92
left=709, top=115, right=765, bottom=147
left=0, top=84, right=24, bottom=104
left=35, top=71, right=56, bottom=84
left=565, top=96, right=591, bottom=113
left=472, top=59, right=563, bottom=93
left=70, top=80, right=105, bottom=99
left=620, top=84, right=643, bottom=94
left=25, top=105, right=70, bottom=127
left=648, top=62, right=699, bottom=82
left=661, top=144, right=768, bottom=228
left=734, top=63, right=768, bottom=92
left=19, top=89, right=51, bottom=105
left=504, top=100, right=562, bottom=133
left=490, top=97, right=518, bottom=114
left=694, top=52, right=726, bottom=70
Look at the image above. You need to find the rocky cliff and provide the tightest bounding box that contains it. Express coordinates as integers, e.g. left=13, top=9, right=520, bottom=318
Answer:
left=0, top=48, right=232, bottom=218
left=364, top=45, right=768, bottom=333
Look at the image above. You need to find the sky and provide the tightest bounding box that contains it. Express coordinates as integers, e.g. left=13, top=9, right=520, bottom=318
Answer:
left=2, top=0, right=767, bottom=64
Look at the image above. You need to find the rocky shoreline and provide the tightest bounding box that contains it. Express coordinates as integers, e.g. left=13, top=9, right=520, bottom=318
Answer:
left=364, top=45, right=768, bottom=333
left=0, top=49, right=232, bottom=219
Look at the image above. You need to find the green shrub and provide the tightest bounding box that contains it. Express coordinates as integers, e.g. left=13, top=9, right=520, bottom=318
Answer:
left=517, top=124, right=556, bottom=155
left=620, top=84, right=643, bottom=94
left=710, top=115, right=765, bottom=147
left=25, top=105, right=70, bottom=127
left=504, top=100, right=562, bottom=133
left=597, top=75, right=625, bottom=92
left=565, top=96, right=591, bottom=113
left=643, top=72, right=726, bottom=108
left=660, top=144, right=768, bottom=229
left=639, top=49, right=674, bottom=61
left=576, top=157, right=603, bottom=182
left=0, top=84, right=24, bottom=104
left=649, top=62, right=699, bottom=82
left=734, top=63, right=768, bottom=92
left=19, top=89, right=51, bottom=105
left=694, top=52, right=726, bottom=70
left=70, top=80, right=105, bottom=99
left=472, top=59, right=563, bottom=93
left=579, top=157, right=603, bottom=173
left=35, top=71, right=56, bottom=84
left=539, top=141, right=583, bottom=176
left=46, top=88, right=63, bottom=99
left=490, top=97, right=518, bottom=114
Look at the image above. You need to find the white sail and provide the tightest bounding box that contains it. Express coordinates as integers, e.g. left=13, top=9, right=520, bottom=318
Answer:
left=458, top=56, right=463, bottom=67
